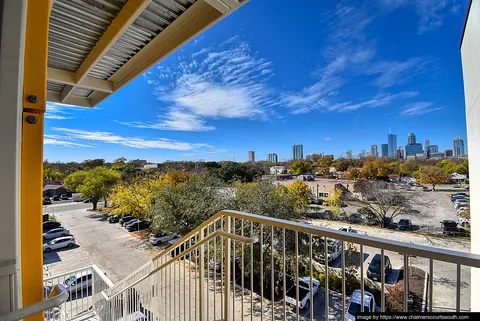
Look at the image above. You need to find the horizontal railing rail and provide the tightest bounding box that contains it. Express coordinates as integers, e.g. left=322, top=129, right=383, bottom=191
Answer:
left=0, top=284, right=68, bottom=321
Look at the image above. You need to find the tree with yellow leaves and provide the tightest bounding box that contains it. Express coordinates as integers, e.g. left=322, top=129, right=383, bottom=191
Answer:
left=287, top=180, right=312, bottom=208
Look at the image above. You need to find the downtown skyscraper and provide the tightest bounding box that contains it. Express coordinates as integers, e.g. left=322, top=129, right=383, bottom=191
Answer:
left=370, top=144, right=378, bottom=158
left=388, top=134, right=397, bottom=158
left=267, top=153, right=278, bottom=163
left=453, top=136, right=465, bottom=157
left=248, top=151, right=255, bottom=162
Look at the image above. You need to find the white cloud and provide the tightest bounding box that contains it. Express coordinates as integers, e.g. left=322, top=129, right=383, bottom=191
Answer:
left=49, top=127, right=211, bottom=151
left=134, top=40, right=277, bottom=131
left=400, top=102, right=444, bottom=117
left=324, top=137, right=332, bottom=141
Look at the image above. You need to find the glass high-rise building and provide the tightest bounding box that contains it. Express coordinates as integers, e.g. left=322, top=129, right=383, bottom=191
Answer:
left=248, top=151, right=255, bottom=162
left=381, top=144, right=389, bottom=157
left=453, top=136, right=465, bottom=157
left=388, top=134, right=397, bottom=158
left=267, top=153, right=278, bottom=163
left=444, top=149, right=453, bottom=158
left=292, top=144, right=303, bottom=160
left=407, top=133, right=416, bottom=145
left=370, top=144, right=378, bottom=158
left=405, top=143, right=423, bottom=156
left=428, top=145, right=439, bottom=154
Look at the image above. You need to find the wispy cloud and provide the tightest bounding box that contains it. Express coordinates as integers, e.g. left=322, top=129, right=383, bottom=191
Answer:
left=329, top=91, right=419, bottom=112
left=45, top=102, right=83, bottom=120
left=49, top=127, right=212, bottom=151
left=400, top=102, right=444, bottom=117
left=365, top=58, right=431, bottom=88
left=132, top=38, right=278, bottom=131
left=379, top=0, right=458, bottom=34
left=44, top=135, right=93, bottom=148
left=324, top=137, right=332, bottom=141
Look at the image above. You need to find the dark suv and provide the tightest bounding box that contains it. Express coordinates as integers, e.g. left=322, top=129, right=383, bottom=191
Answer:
left=43, top=220, right=61, bottom=232
left=367, top=254, right=392, bottom=281
left=119, top=216, right=135, bottom=226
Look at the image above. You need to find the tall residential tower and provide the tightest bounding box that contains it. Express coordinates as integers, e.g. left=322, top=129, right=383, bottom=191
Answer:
left=388, top=134, right=397, bottom=158
left=453, top=136, right=465, bottom=157
left=292, top=144, right=303, bottom=160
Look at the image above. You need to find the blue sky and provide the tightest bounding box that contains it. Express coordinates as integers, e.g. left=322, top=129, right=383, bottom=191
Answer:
left=44, top=0, right=469, bottom=162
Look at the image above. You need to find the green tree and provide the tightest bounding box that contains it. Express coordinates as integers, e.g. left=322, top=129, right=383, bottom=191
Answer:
left=64, top=167, right=121, bottom=210
left=82, top=158, right=105, bottom=170
left=149, top=174, right=232, bottom=235
left=289, top=160, right=313, bottom=175
left=399, top=160, right=419, bottom=177
left=43, top=166, right=64, bottom=181
left=325, top=188, right=343, bottom=215
left=416, top=165, right=448, bottom=191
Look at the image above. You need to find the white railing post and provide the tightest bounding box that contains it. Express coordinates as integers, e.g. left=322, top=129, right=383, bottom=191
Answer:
left=223, top=216, right=231, bottom=321
left=199, top=227, right=206, bottom=321
left=91, top=268, right=96, bottom=312
left=123, top=291, right=128, bottom=321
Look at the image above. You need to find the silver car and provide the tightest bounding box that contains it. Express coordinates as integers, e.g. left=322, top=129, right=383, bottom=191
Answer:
left=43, top=227, right=70, bottom=240
left=43, top=236, right=75, bottom=252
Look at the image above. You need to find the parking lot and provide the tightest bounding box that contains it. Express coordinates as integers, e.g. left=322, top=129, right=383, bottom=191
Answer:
left=44, top=202, right=157, bottom=282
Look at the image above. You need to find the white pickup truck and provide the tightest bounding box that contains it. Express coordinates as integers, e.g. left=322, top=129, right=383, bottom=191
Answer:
left=149, top=232, right=180, bottom=245
left=285, top=276, right=321, bottom=310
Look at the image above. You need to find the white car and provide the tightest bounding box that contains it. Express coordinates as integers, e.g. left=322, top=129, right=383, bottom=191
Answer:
left=338, top=226, right=358, bottom=233
left=149, top=232, right=180, bottom=245
left=43, top=227, right=70, bottom=240
left=458, top=217, right=471, bottom=225
left=346, top=289, right=376, bottom=321
left=43, top=236, right=75, bottom=252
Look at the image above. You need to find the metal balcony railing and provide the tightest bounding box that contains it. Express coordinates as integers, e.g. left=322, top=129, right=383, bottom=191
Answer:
left=43, top=210, right=480, bottom=321
left=43, top=264, right=114, bottom=321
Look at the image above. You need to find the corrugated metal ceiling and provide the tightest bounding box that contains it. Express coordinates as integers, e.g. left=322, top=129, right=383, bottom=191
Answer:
left=88, top=0, right=196, bottom=80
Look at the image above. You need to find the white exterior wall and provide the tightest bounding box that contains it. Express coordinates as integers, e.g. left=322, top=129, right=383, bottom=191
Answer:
left=461, top=0, right=480, bottom=312
left=0, top=0, right=27, bottom=313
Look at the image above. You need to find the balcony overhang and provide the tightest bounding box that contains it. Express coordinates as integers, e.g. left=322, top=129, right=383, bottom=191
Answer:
left=47, top=0, right=249, bottom=108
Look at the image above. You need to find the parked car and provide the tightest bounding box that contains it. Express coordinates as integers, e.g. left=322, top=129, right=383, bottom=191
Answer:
left=108, top=215, right=120, bottom=223
left=52, top=195, right=61, bottom=201
left=60, top=194, right=69, bottom=200
left=124, top=219, right=140, bottom=229
left=43, top=236, right=75, bottom=252
left=82, top=198, right=91, bottom=203
left=318, top=238, right=341, bottom=265
left=348, top=213, right=363, bottom=224
left=457, top=207, right=469, bottom=214
left=346, top=289, right=376, bottom=320
left=126, top=220, right=150, bottom=232
left=285, top=276, right=321, bottom=310
left=43, top=227, right=70, bottom=240
left=454, top=184, right=461, bottom=188
left=62, top=269, right=93, bottom=295
left=119, top=216, right=136, bottom=226
left=43, top=220, right=61, bottom=232
left=457, top=217, right=471, bottom=225
left=338, top=226, right=358, bottom=233
left=43, top=197, right=52, bottom=205
left=149, top=232, right=180, bottom=245
left=367, top=254, right=392, bottom=281
left=422, top=186, right=431, bottom=192
left=397, top=219, right=412, bottom=231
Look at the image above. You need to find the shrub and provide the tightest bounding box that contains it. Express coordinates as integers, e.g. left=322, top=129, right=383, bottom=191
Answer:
left=386, top=282, right=404, bottom=312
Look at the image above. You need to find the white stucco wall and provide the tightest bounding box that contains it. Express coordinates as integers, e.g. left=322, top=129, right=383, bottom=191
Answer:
left=460, top=0, right=480, bottom=312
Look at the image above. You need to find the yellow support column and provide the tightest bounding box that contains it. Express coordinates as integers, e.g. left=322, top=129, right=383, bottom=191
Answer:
left=21, top=0, right=50, bottom=319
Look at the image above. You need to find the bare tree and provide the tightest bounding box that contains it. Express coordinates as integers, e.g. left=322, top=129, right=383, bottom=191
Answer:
left=350, top=181, right=428, bottom=227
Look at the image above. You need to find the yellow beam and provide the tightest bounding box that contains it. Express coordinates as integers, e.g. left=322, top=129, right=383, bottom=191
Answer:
left=110, top=0, right=222, bottom=91
left=21, top=0, right=49, bottom=319
left=47, top=67, right=113, bottom=93
left=60, top=0, right=151, bottom=103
